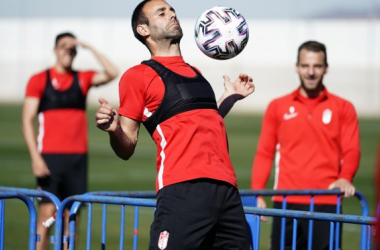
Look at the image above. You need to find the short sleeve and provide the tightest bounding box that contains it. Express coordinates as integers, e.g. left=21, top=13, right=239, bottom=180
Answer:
left=25, top=72, right=46, bottom=99
left=78, top=71, right=97, bottom=95
left=118, top=66, right=146, bottom=121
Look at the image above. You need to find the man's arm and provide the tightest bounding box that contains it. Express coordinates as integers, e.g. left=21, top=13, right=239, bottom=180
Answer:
left=251, top=101, right=278, bottom=191
left=22, top=97, right=50, bottom=177
left=96, top=97, right=140, bottom=160
left=217, top=74, right=254, bottom=117
left=328, top=102, right=360, bottom=197
left=78, top=42, right=119, bottom=86
left=251, top=102, right=278, bottom=221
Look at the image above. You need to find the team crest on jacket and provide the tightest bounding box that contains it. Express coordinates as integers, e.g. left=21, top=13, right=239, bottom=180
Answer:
left=283, top=106, right=298, bottom=120
left=322, top=109, right=332, bottom=124
left=158, top=230, right=169, bottom=249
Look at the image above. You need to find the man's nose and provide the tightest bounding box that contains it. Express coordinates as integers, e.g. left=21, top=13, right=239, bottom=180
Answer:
left=170, top=11, right=177, bottom=20
left=308, top=67, right=315, bottom=75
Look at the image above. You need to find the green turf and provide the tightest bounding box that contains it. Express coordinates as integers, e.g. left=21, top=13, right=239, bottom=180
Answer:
left=0, top=103, right=379, bottom=249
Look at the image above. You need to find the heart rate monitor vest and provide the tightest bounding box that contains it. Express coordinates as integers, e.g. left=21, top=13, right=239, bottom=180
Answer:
left=141, top=59, right=218, bottom=136
left=38, top=69, right=86, bottom=113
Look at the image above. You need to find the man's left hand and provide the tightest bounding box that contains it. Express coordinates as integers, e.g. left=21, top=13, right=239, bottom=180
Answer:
left=223, top=74, right=255, bottom=100
left=328, top=178, right=355, bottom=197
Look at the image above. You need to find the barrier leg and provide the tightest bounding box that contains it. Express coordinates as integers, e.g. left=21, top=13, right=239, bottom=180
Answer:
left=280, top=198, right=287, bottom=250
left=119, top=205, right=125, bottom=250
left=133, top=206, right=139, bottom=250
left=366, top=225, right=371, bottom=250
left=0, top=199, right=4, bottom=250
left=292, top=219, right=297, bottom=250
left=86, top=203, right=93, bottom=250
left=307, top=196, right=315, bottom=250
left=335, top=197, right=341, bottom=250
left=244, top=214, right=256, bottom=250
left=101, top=204, right=107, bottom=249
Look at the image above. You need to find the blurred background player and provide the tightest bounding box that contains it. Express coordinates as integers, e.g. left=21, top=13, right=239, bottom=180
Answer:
left=251, top=40, right=360, bottom=249
left=22, top=32, right=118, bottom=250
left=95, top=0, right=254, bottom=249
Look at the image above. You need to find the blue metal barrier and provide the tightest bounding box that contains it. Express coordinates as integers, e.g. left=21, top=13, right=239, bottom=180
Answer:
left=0, top=191, right=38, bottom=250
left=86, top=189, right=370, bottom=249
left=48, top=189, right=373, bottom=250
left=0, top=186, right=61, bottom=249
left=53, top=194, right=156, bottom=250
left=61, top=190, right=370, bottom=250
left=239, top=189, right=370, bottom=250
left=1, top=186, right=374, bottom=249
left=244, top=206, right=376, bottom=250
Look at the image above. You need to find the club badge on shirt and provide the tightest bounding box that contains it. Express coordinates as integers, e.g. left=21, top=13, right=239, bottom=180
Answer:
left=322, top=109, right=332, bottom=124
left=283, top=106, right=298, bottom=121
left=158, top=230, right=169, bottom=249
left=52, top=78, right=60, bottom=90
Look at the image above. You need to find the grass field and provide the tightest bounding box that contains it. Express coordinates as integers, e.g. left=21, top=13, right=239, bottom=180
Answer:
left=0, top=103, right=379, bottom=249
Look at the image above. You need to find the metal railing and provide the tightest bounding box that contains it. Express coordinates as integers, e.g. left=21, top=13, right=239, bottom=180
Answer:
left=239, top=189, right=370, bottom=249
left=53, top=194, right=156, bottom=250
left=0, top=191, right=38, bottom=250
left=244, top=206, right=376, bottom=250
left=1, top=187, right=375, bottom=250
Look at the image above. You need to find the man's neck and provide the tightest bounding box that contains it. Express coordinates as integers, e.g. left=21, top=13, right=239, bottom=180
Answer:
left=299, top=85, right=324, bottom=99
left=54, top=63, right=72, bottom=74
left=149, top=41, right=181, bottom=57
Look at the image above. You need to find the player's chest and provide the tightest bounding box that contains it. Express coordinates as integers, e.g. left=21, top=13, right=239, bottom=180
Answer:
left=277, top=101, right=340, bottom=139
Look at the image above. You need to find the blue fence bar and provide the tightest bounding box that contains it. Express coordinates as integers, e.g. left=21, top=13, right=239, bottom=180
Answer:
left=0, top=191, right=38, bottom=250
left=0, top=187, right=61, bottom=209
left=0, top=199, right=4, bottom=250
left=239, top=189, right=369, bottom=215
left=54, top=194, right=156, bottom=250
left=244, top=206, right=376, bottom=250
left=87, top=191, right=156, bottom=198
left=239, top=189, right=369, bottom=249
left=0, top=186, right=61, bottom=248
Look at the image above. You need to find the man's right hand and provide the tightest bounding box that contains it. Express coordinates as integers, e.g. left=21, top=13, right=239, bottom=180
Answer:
left=257, top=197, right=268, bottom=222
left=96, top=97, right=119, bottom=132
left=32, top=156, right=50, bottom=178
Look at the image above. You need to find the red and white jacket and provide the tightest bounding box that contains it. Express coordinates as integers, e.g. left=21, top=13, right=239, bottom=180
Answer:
left=251, top=88, right=360, bottom=204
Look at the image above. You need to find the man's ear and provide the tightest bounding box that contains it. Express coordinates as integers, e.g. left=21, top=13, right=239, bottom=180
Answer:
left=295, top=62, right=299, bottom=74
left=137, top=24, right=150, bottom=37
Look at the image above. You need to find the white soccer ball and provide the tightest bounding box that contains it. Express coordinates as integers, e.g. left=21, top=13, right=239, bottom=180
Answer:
left=194, top=6, right=249, bottom=60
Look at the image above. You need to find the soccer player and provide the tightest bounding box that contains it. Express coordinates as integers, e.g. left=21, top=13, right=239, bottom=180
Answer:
left=22, top=32, right=118, bottom=250
left=251, top=41, right=360, bottom=249
left=95, top=0, right=254, bottom=249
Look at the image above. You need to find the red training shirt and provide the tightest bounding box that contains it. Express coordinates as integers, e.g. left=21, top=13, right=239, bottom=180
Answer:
left=118, top=56, right=237, bottom=192
left=25, top=67, right=96, bottom=154
left=251, top=87, right=360, bottom=204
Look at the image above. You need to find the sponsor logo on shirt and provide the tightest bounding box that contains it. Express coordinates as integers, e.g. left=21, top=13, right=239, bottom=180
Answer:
left=283, top=106, right=298, bottom=120
left=322, top=109, right=332, bottom=124
left=158, top=230, right=169, bottom=249
left=52, top=78, right=59, bottom=90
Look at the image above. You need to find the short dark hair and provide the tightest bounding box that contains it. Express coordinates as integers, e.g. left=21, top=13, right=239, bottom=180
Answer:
left=55, top=32, right=76, bottom=47
left=297, top=41, right=328, bottom=66
left=131, top=0, right=151, bottom=45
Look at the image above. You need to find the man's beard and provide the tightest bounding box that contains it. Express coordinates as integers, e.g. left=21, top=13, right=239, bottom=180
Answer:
left=165, top=27, right=183, bottom=43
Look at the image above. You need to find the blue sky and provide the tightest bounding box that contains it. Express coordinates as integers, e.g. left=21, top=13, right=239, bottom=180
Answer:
left=1, top=0, right=379, bottom=19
